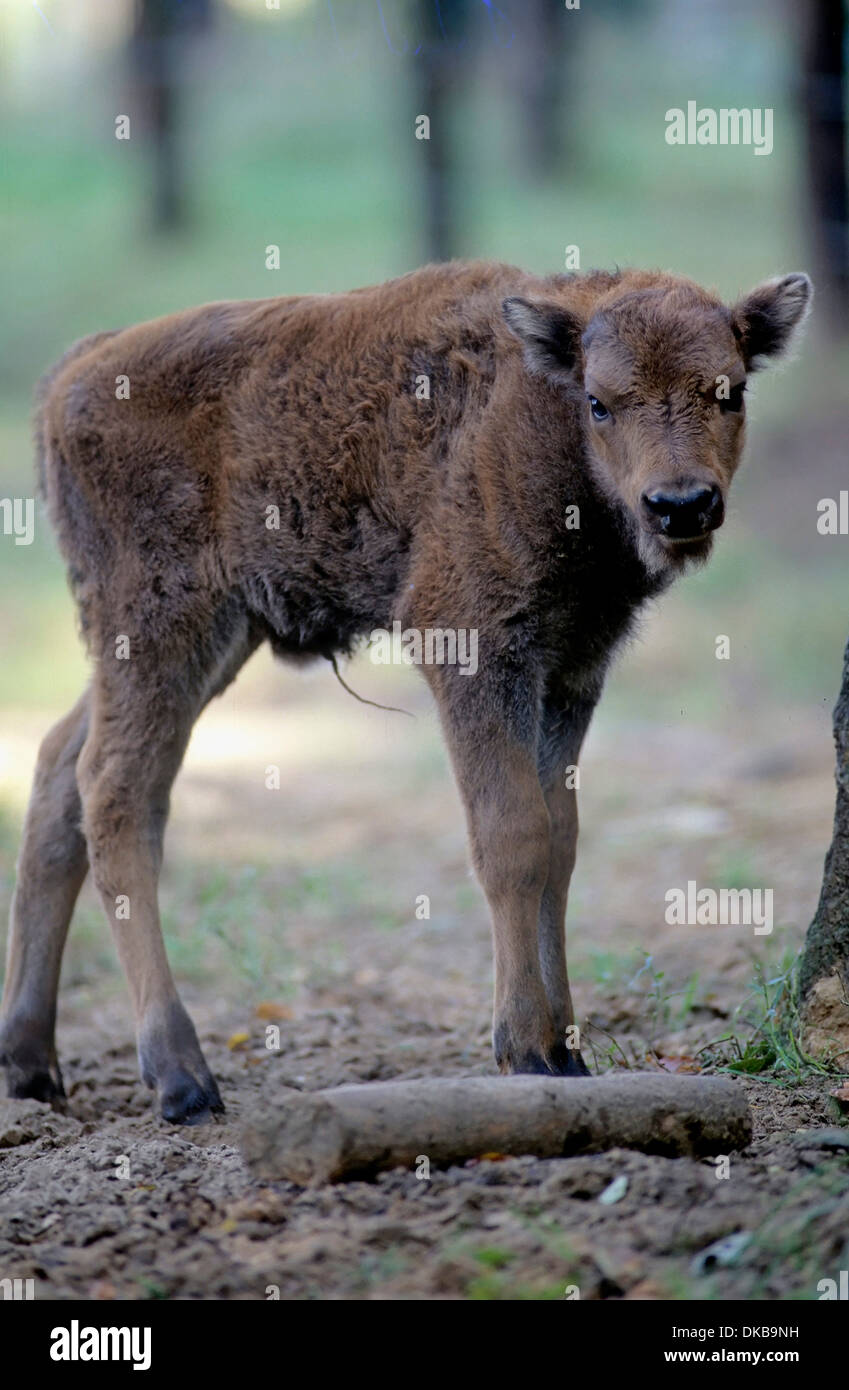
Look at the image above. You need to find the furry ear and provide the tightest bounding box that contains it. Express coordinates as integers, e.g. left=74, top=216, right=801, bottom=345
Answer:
left=731, top=273, right=813, bottom=369
left=502, top=297, right=583, bottom=383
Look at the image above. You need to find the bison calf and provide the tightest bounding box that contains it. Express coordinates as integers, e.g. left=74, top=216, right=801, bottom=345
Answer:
left=0, top=261, right=811, bottom=1122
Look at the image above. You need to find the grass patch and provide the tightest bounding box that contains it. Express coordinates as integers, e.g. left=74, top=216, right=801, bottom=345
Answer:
left=700, top=957, right=842, bottom=1080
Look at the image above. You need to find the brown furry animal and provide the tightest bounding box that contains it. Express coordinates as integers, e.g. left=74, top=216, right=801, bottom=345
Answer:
left=0, top=261, right=811, bottom=1122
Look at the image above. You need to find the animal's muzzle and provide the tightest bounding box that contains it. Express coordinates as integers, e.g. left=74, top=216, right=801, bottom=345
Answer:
left=641, top=483, right=724, bottom=540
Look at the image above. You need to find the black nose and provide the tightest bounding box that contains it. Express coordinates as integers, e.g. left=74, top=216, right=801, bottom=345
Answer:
left=641, top=484, right=723, bottom=539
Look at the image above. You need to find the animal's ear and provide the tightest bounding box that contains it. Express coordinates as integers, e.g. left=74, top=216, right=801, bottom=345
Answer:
left=731, top=273, right=813, bottom=369
left=502, top=297, right=583, bottom=383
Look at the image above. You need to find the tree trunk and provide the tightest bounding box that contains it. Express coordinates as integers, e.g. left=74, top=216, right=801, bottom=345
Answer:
left=798, top=634, right=849, bottom=1063
left=513, top=0, right=573, bottom=180
left=802, top=0, right=849, bottom=334
left=414, top=0, right=471, bottom=262
left=128, top=0, right=213, bottom=233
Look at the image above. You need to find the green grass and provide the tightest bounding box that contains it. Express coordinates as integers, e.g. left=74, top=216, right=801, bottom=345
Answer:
left=577, top=943, right=844, bottom=1080
left=699, top=956, right=844, bottom=1080
left=439, top=1218, right=585, bottom=1300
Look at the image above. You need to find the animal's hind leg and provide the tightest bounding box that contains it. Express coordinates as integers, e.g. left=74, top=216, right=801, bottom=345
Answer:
left=75, top=616, right=256, bottom=1124
left=0, top=689, right=90, bottom=1101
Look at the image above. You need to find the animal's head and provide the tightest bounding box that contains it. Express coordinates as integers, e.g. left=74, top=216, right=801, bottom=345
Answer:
left=503, top=271, right=812, bottom=570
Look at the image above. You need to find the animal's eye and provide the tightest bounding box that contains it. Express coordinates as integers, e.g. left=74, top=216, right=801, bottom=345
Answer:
left=588, top=395, right=610, bottom=422
left=718, top=382, right=746, bottom=413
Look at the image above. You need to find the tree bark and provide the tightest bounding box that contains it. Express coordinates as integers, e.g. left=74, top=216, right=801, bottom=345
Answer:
left=798, top=633, right=849, bottom=1062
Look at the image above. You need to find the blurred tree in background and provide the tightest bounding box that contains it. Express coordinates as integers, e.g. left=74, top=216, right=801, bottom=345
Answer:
left=0, top=0, right=846, bottom=366
left=413, top=0, right=582, bottom=260
left=803, top=0, right=848, bottom=332
left=414, top=0, right=469, bottom=260
left=512, top=0, right=573, bottom=180
left=129, top=0, right=214, bottom=230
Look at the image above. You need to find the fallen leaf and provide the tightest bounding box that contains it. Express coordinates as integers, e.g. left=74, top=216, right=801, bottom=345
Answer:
left=90, top=1281, right=116, bottom=1300
left=655, top=1055, right=701, bottom=1073
left=227, top=1031, right=251, bottom=1051
left=255, top=1002, right=293, bottom=1022
left=625, top=1279, right=668, bottom=1300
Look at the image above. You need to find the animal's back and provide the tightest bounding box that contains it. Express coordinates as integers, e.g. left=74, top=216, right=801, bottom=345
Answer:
left=32, top=260, right=636, bottom=656
left=31, top=263, right=523, bottom=653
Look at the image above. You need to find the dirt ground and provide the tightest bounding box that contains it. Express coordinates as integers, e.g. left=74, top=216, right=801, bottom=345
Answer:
left=0, top=999, right=846, bottom=1302
left=1, top=655, right=848, bottom=1301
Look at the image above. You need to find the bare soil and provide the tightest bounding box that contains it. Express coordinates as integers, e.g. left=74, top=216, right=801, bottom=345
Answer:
left=0, top=998, right=846, bottom=1301
left=1, top=661, right=847, bottom=1302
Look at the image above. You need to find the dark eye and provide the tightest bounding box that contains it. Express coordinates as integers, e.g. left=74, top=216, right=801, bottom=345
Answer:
left=719, top=382, right=746, bottom=414
left=588, top=395, right=610, bottom=422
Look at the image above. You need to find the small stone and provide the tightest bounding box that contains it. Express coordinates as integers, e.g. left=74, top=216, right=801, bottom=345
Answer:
left=689, top=1230, right=751, bottom=1276
left=598, top=1174, right=629, bottom=1205
left=790, top=1127, right=849, bottom=1151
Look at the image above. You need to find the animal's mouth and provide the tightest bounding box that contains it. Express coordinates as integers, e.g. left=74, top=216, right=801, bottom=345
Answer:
left=660, top=530, right=720, bottom=547
left=650, top=532, right=716, bottom=570
left=634, top=522, right=716, bottom=576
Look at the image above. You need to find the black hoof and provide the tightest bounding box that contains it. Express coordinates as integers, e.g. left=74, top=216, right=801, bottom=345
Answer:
left=493, top=1022, right=554, bottom=1075
left=548, top=1040, right=592, bottom=1077
left=493, top=1023, right=592, bottom=1078
left=8, top=1067, right=65, bottom=1100
left=0, top=1036, right=66, bottom=1104
left=159, top=1068, right=225, bottom=1125
left=7, top=1067, right=66, bottom=1103
left=508, top=1049, right=558, bottom=1076
left=138, top=999, right=224, bottom=1124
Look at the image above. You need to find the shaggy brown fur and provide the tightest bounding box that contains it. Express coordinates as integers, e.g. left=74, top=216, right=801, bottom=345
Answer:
left=0, top=260, right=811, bottom=1122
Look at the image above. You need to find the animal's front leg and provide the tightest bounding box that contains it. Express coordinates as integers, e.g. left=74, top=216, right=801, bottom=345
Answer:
left=428, top=664, right=560, bottom=1074
left=535, top=686, right=598, bottom=1076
